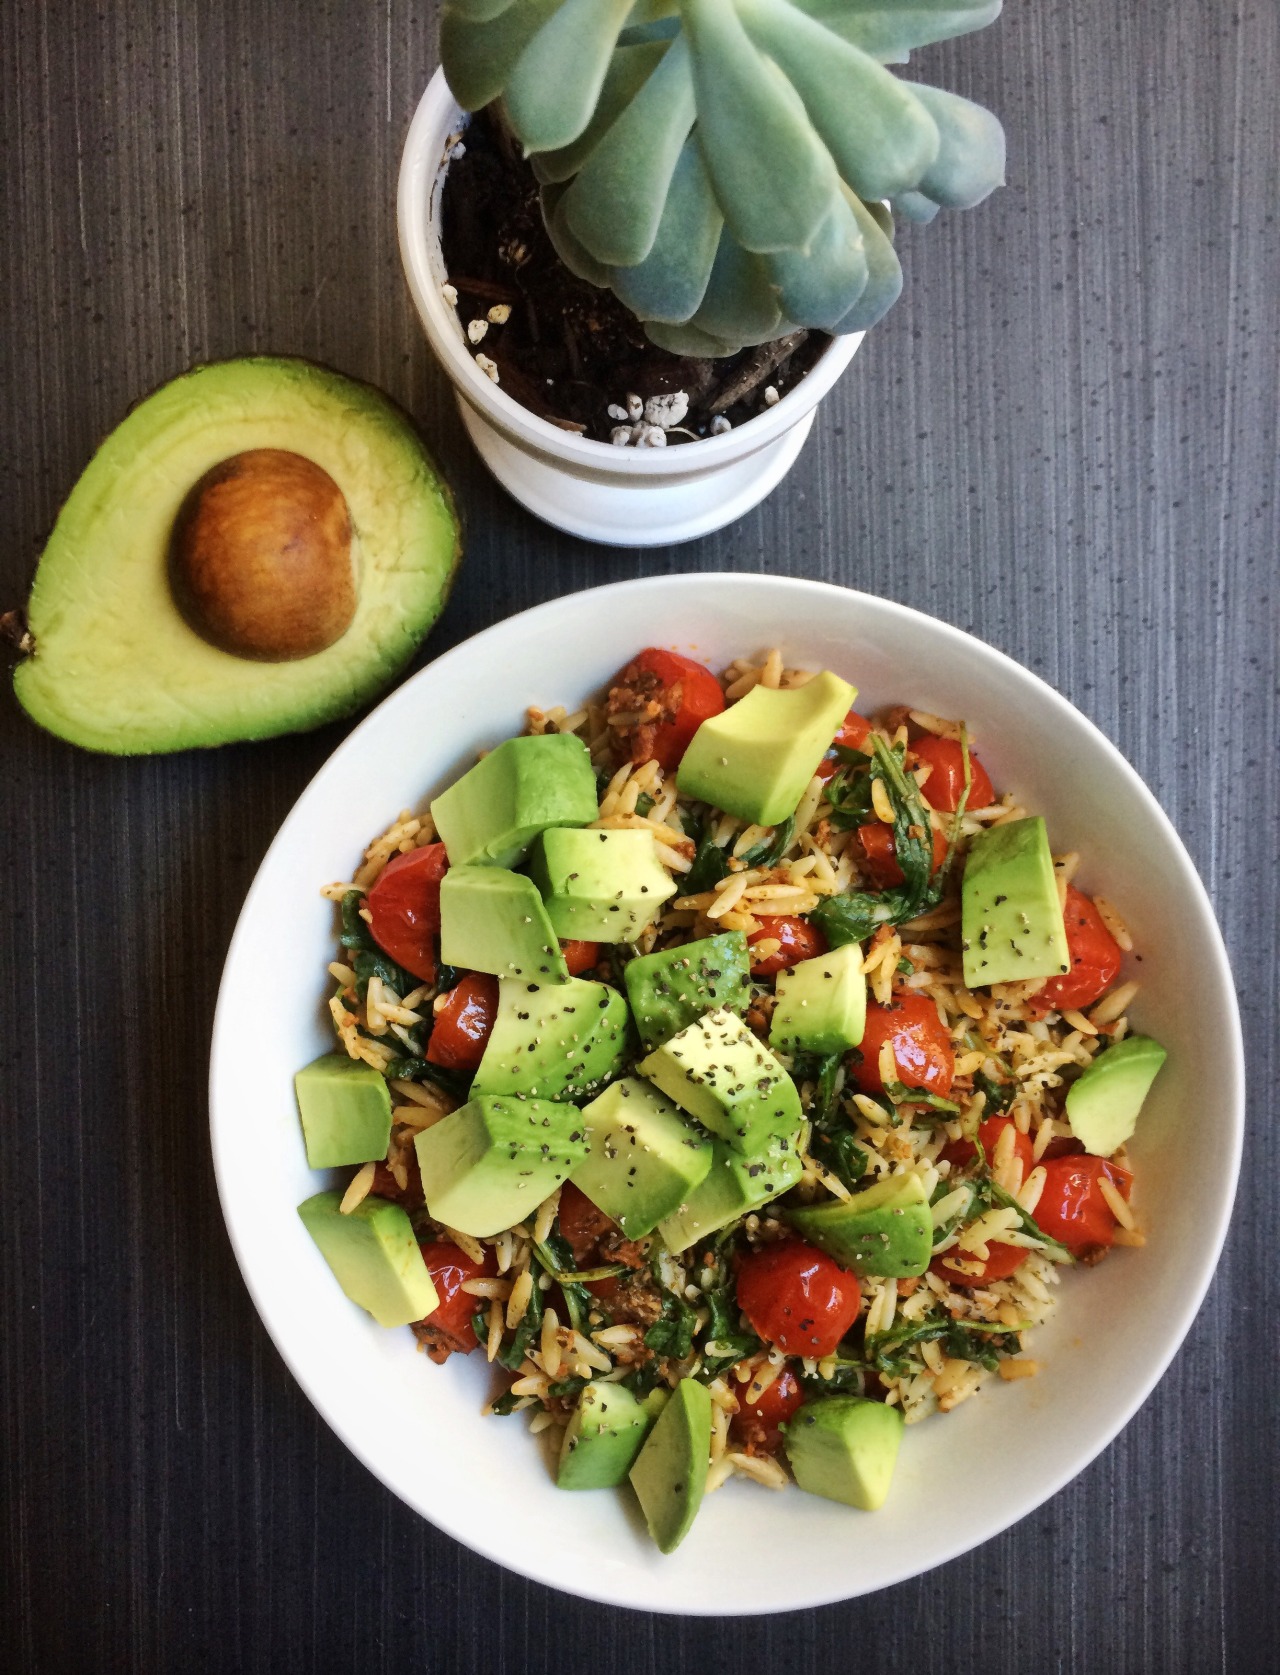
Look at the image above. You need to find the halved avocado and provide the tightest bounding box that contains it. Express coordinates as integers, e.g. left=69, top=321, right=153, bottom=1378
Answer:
left=11, top=357, right=460, bottom=753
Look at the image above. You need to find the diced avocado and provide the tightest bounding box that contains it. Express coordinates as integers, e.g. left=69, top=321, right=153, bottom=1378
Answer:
left=638, top=1008, right=802, bottom=1154
left=470, top=976, right=632, bottom=1102
left=961, top=815, right=1070, bottom=988
left=786, top=1172, right=933, bottom=1277
left=628, top=1377, right=713, bottom=1554
left=297, top=1189, right=439, bottom=1327
left=624, top=932, right=752, bottom=1051
left=529, top=827, right=678, bottom=943
left=294, top=1053, right=392, bottom=1169
left=438, top=865, right=570, bottom=982
left=572, top=1077, right=715, bottom=1239
left=414, top=1094, right=588, bottom=1236
left=783, top=1396, right=904, bottom=1511
left=677, top=669, right=856, bottom=825
left=657, top=1135, right=804, bottom=1253
left=430, top=733, right=598, bottom=869
left=770, top=943, right=866, bottom=1055
left=557, top=1381, right=654, bottom=1490
left=1065, top=1034, right=1167, bottom=1156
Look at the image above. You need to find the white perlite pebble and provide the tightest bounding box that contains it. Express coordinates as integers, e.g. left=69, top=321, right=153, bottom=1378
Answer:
left=710, top=414, right=732, bottom=435
left=487, top=303, right=511, bottom=325
left=441, top=283, right=458, bottom=307
left=451, top=141, right=466, bottom=159
left=637, top=424, right=667, bottom=447
left=643, top=391, right=689, bottom=429
left=606, top=403, right=630, bottom=422
left=625, top=392, right=643, bottom=421
left=467, top=318, right=489, bottom=344
left=763, top=384, right=780, bottom=407
left=475, top=354, right=500, bottom=383
left=610, top=426, right=633, bottom=447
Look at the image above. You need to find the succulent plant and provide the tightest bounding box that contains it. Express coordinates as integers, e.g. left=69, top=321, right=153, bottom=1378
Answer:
left=439, top=0, right=1006, bottom=356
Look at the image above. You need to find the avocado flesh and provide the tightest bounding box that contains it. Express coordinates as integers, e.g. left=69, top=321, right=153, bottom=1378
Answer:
left=470, top=975, right=632, bottom=1102
left=624, top=932, right=752, bottom=1051
left=430, top=733, right=598, bottom=870
left=14, top=358, right=460, bottom=753
left=438, top=865, right=570, bottom=983
left=294, top=1052, right=393, bottom=1169
left=658, top=1135, right=804, bottom=1254
left=529, top=826, right=677, bottom=943
left=961, top=816, right=1070, bottom=988
left=770, top=942, right=867, bottom=1054
left=557, top=1381, right=655, bottom=1490
left=786, top=1172, right=934, bottom=1277
left=1065, top=1034, right=1167, bottom=1156
left=638, top=1007, right=802, bottom=1153
left=414, top=1094, right=588, bottom=1237
left=628, top=1377, right=712, bottom=1553
left=783, top=1396, right=904, bottom=1511
left=571, top=1077, right=715, bottom=1239
left=298, top=1189, right=439, bottom=1328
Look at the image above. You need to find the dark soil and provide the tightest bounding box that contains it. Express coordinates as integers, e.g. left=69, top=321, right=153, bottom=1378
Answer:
left=438, top=107, right=828, bottom=446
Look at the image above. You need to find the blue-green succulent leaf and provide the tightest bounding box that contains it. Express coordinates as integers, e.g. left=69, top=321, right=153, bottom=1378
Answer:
left=767, top=190, right=869, bottom=329
left=609, top=137, right=724, bottom=322
left=505, top=0, right=636, bottom=153
left=689, top=229, right=787, bottom=343
left=789, top=0, right=1002, bottom=63
left=890, top=188, right=941, bottom=221
left=531, top=40, right=668, bottom=184
left=829, top=190, right=903, bottom=330
left=906, top=81, right=1006, bottom=207
left=683, top=0, right=840, bottom=254
left=541, top=182, right=615, bottom=287
left=440, top=0, right=567, bottom=111
left=644, top=318, right=740, bottom=357
left=444, top=0, right=521, bottom=24
left=560, top=34, right=696, bottom=266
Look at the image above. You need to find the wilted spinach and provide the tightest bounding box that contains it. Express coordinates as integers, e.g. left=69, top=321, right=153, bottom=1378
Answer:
left=864, top=1315, right=1023, bottom=1378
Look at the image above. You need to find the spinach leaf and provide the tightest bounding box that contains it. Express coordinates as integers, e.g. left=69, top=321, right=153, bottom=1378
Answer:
left=739, top=814, right=796, bottom=869
left=339, top=891, right=376, bottom=951
left=798, top=1355, right=866, bottom=1397
left=824, top=750, right=876, bottom=832
left=883, top=1080, right=961, bottom=1115
left=790, top=1052, right=870, bottom=1190
left=644, top=1290, right=697, bottom=1362
left=809, top=1124, right=870, bottom=1190
left=864, top=1315, right=1023, bottom=1378
left=470, top=1308, right=490, bottom=1347
left=683, top=824, right=731, bottom=896
left=634, top=791, right=656, bottom=819
left=974, top=1070, right=1015, bottom=1114
left=547, top=1374, right=591, bottom=1400
left=380, top=1055, right=471, bottom=1100
left=981, top=1177, right=1074, bottom=1264
left=497, top=1275, right=544, bottom=1372
left=353, top=945, right=415, bottom=1002
left=533, top=1231, right=594, bottom=1334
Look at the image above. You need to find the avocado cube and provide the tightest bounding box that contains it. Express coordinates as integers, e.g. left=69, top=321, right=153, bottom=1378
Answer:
left=628, top=1378, right=713, bottom=1554
left=657, top=1135, right=804, bottom=1253
left=557, top=1381, right=655, bottom=1490
left=298, top=1190, right=439, bottom=1328
left=294, top=1053, right=392, bottom=1169
left=430, top=733, right=598, bottom=870
left=572, top=1077, right=714, bottom=1239
left=783, top=1396, right=904, bottom=1511
left=414, top=1094, right=588, bottom=1238
left=1065, top=1033, right=1167, bottom=1156
left=769, top=943, right=867, bottom=1055
left=438, top=865, right=569, bottom=982
left=677, top=669, right=856, bottom=826
left=624, top=932, right=752, bottom=1051
left=638, top=1008, right=802, bottom=1154
left=470, top=976, right=632, bottom=1103
left=786, top=1172, right=934, bottom=1278
left=961, top=815, right=1070, bottom=988
left=528, top=827, right=677, bottom=943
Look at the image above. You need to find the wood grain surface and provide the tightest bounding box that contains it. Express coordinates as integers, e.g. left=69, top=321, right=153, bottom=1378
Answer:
left=2, top=3, right=1276, bottom=1671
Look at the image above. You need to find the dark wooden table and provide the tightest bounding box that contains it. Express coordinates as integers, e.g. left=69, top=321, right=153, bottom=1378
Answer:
left=3, top=3, right=1276, bottom=1670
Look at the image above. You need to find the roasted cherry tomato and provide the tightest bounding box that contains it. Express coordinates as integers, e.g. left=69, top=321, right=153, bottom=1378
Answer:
left=1033, top=1155, right=1132, bottom=1256
left=747, top=915, right=828, bottom=977
left=364, top=843, right=449, bottom=984
left=851, top=992, right=955, bottom=1097
left=735, top=1239, right=862, bottom=1358
left=815, top=710, right=874, bottom=779
left=1030, top=886, right=1123, bottom=1016
left=608, top=647, right=725, bottom=772
left=911, top=734, right=994, bottom=813
left=418, top=1240, right=494, bottom=1349
left=555, top=1182, right=618, bottom=1268
left=560, top=939, right=601, bottom=976
left=856, top=820, right=948, bottom=888
left=940, top=1114, right=1035, bottom=1177
left=931, top=1241, right=1028, bottom=1288
left=729, top=1365, right=806, bottom=1453
left=425, top=972, right=499, bottom=1071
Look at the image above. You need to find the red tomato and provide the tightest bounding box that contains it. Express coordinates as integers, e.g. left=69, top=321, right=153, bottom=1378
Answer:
left=419, top=1240, right=494, bottom=1348
left=611, top=647, right=725, bottom=772
left=747, top=916, right=828, bottom=977
left=1033, top=1155, right=1131, bottom=1256
left=931, top=1242, right=1028, bottom=1288
left=939, top=1115, right=1035, bottom=1177
left=729, top=1365, right=806, bottom=1453
left=856, top=821, right=948, bottom=888
left=851, top=992, right=955, bottom=1097
left=735, top=1239, right=862, bottom=1357
left=815, top=710, right=874, bottom=779
left=425, top=972, right=499, bottom=1071
left=555, top=1182, right=618, bottom=1268
left=911, top=734, right=994, bottom=813
left=1030, top=887, right=1123, bottom=1016
left=365, top=844, right=449, bottom=984
left=560, top=939, right=601, bottom=976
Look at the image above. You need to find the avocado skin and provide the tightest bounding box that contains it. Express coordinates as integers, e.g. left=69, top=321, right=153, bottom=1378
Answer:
left=13, top=357, right=460, bottom=753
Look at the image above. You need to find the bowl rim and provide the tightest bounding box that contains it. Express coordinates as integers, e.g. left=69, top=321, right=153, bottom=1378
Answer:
left=210, top=572, right=1244, bottom=1613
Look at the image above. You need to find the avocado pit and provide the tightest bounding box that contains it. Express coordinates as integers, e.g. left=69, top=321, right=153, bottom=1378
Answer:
left=169, top=448, right=357, bottom=661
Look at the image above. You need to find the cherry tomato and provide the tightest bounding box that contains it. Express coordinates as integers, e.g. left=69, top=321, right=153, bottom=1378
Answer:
left=1030, top=886, right=1123, bottom=1016
left=911, top=734, right=994, bottom=813
left=1033, top=1155, right=1131, bottom=1256
left=555, top=1182, right=618, bottom=1268
left=856, top=820, right=948, bottom=888
left=851, top=992, right=955, bottom=1097
left=931, top=1242, right=1028, bottom=1288
left=815, top=710, right=874, bottom=779
left=609, top=647, right=725, bottom=772
left=729, top=1365, right=806, bottom=1453
left=735, top=1239, right=862, bottom=1358
left=560, top=939, right=601, bottom=976
left=747, top=915, right=828, bottom=977
left=939, top=1115, right=1035, bottom=1177
left=418, top=1240, right=494, bottom=1348
left=425, top=972, right=499, bottom=1071
left=365, top=843, right=449, bottom=984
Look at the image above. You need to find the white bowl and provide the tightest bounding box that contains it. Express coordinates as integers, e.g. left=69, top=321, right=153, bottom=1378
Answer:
left=211, top=574, right=1242, bottom=1615
left=396, top=72, right=863, bottom=546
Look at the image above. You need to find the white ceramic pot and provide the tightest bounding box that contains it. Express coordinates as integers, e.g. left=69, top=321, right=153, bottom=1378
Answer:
left=397, top=70, right=863, bottom=546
